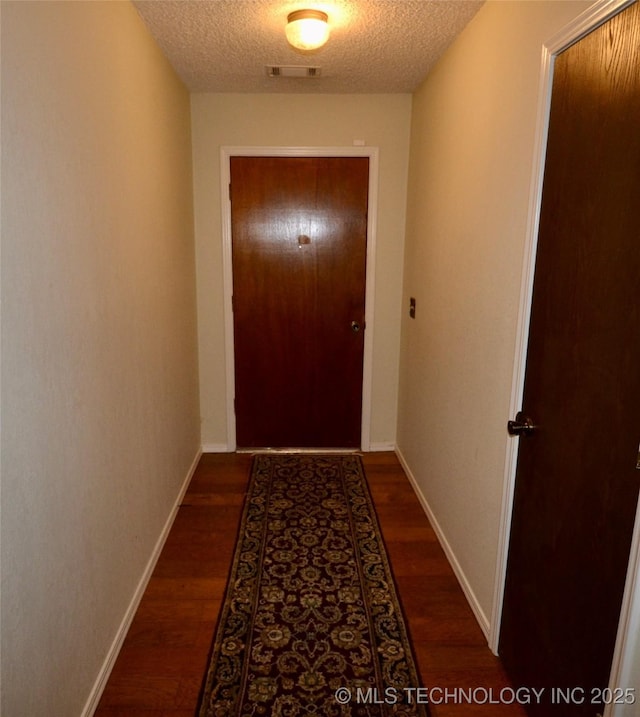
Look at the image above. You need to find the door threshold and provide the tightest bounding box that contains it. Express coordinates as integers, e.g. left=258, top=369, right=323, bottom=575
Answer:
left=236, top=447, right=362, bottom=455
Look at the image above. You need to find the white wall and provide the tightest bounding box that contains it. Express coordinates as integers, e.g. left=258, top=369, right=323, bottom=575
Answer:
left=0, top=2, right=200, bottom=714
left=191, top=93, right=412, bottom=450
left=397, top=0, right=591, bottom=632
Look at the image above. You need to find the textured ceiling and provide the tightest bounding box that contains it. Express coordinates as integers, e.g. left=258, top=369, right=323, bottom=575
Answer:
left=133, top=0, right=484, bottom=93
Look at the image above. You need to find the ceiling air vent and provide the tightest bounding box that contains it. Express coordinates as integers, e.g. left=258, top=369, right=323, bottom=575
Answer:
left=266, top=65, right=322, bottom=78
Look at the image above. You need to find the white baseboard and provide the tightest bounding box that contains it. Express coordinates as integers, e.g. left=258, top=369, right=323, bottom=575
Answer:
left=199, top=444, right=396, bottom=454
left=394, top=446, right=491, bottom=640
left=201, top=442, right=231, bottom=453
left=368, top=441, right=396, bottom=452
left=81, top=447, right=202, bottom=717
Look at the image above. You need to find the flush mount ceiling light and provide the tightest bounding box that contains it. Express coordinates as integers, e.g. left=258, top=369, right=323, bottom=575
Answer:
left=285, top=9, right=330, bottom=51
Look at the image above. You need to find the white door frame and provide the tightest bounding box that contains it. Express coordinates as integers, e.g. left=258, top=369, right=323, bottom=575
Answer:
left=491, top=1, right=640, bottom=712
left=220, top=146, right=379, bottom=452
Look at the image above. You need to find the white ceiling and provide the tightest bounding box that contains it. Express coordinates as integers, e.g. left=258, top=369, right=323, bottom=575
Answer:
left=133, top=0, right=484, bottom=93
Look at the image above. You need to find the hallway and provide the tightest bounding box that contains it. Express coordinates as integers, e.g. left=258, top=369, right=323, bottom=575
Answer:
left=8, top=3, right=636, bottom=714
left=95, top=452, right=525, bottom=717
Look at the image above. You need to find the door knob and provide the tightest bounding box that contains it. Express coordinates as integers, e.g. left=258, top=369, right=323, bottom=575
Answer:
left=351, top=320, right=361, bottom=332
left=507, top=411, right=537, bottom=437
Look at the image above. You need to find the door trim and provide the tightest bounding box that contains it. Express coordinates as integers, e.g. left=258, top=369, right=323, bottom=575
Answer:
left=220, top=146, right=379, bottom=452
left=491, top=0, right=640, bottom=710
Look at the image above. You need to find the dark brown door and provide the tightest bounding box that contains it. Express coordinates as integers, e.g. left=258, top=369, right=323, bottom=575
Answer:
left=231, top=156, right=368, bottom=448
left=499, top=4, right=640, bottom=714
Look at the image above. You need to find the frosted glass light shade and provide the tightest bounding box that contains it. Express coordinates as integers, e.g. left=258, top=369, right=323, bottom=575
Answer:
left=285, top=10, right=330, bottom=50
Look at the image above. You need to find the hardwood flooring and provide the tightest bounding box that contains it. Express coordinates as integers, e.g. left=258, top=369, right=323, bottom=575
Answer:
left=94, top=452, right=525, bottom=717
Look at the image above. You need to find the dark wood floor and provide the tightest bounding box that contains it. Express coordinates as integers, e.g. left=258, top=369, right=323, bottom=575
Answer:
left=95, top=452, right=525, bottom=717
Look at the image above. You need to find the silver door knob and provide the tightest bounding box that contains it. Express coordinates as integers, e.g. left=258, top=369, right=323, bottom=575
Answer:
left=351, top=321, right=361, bottom=332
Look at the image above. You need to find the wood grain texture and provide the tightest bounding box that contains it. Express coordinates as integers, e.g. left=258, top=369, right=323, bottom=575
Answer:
left=499, top=3, right=640, bottom=713
left=231, top=157, right=368, bottom=448
left=95, top=452, right=524, bottom=717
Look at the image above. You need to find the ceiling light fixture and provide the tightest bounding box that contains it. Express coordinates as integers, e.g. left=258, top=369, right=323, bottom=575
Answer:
left=285, top=9, right=330, bottom=51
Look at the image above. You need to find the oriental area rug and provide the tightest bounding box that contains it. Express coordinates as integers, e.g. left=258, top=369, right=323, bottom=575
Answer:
left=197, top=453, right=430, bottom=717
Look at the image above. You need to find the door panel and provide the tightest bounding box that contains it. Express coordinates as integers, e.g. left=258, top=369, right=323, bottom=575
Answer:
left=499, top=4, right=640, bottom=714
left=231, top=156, right=368, bottom=448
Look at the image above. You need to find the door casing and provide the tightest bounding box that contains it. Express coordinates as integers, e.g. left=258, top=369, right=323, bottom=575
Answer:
left=220, top=146, right=379, bottom=452
left=492, top=1, right=640, bottom=713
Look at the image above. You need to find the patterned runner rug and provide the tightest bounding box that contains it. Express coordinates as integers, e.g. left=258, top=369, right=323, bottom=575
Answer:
left=197, top=453, right=429, bottom=716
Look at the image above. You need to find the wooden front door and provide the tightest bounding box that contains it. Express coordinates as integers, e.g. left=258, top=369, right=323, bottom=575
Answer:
left=230, top=156, right=369, bottom=449
left=499, top=4, right=640, bottom=715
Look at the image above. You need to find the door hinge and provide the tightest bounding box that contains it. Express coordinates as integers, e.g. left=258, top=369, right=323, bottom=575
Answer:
left=229, top=183, right=232, bottom=201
